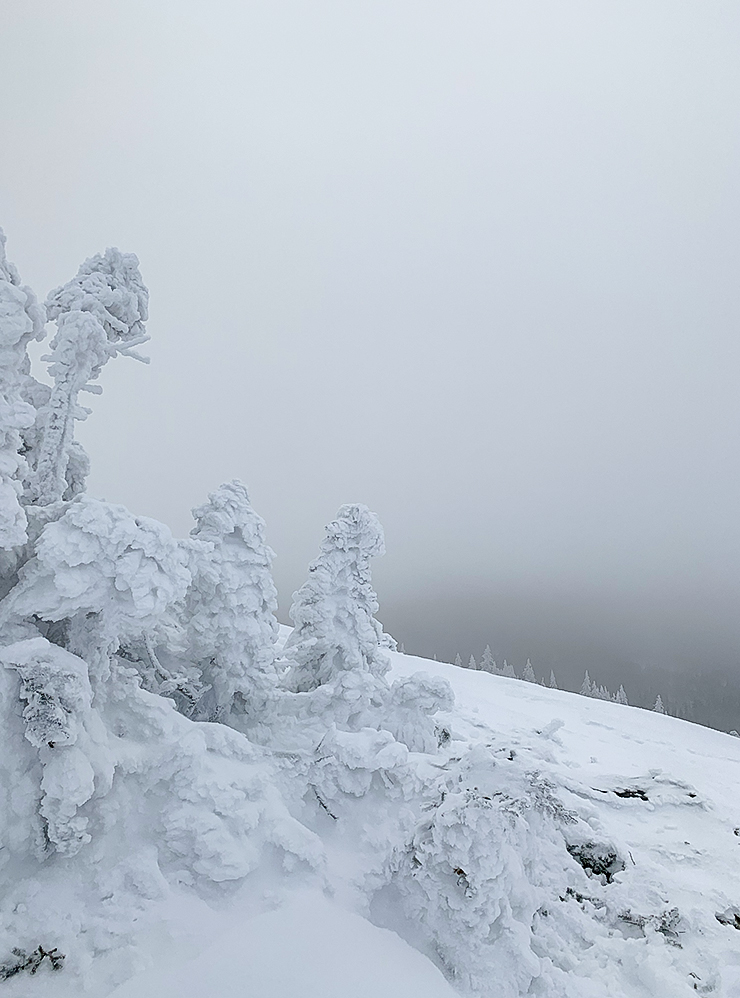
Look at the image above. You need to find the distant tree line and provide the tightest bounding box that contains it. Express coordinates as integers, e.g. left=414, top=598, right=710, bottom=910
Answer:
left=446, top=647, right=673, bottom=715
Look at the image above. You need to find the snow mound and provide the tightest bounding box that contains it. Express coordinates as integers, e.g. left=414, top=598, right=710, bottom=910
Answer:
left=108, top=890, right=458, bottom=998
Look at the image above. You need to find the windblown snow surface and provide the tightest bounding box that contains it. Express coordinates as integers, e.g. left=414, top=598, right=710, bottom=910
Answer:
left=3, top=641, right=740, bottom=998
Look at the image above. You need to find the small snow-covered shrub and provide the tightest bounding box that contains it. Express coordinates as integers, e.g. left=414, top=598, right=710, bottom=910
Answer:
left=382, top=745, right=588, bottom=996
left=0, top=637, right=111, bottom=857
left=384, top=673, right=455, bottom=753
left=565, top=839, right=625, bottom=884
left=0, top=945, right=65, bottom=980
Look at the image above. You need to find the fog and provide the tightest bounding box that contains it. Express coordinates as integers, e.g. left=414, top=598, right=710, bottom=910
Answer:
left=1, top=1, right=738, bottom=722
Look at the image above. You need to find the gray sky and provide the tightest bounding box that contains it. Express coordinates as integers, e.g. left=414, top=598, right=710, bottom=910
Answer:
left=2, top=1, right=739, bottom=709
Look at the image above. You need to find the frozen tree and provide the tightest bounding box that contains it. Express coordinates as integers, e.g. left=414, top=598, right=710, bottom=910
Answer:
left=579, top=671, right=594, bottom=697
left=454, top=653, right=463, bottom=669
left=480, top=645, right=495, bottom=673
left=183, top=481, right=279, bottom=724
left=283, top=504, right=390, bottom=692
left=653, top=694, right=666, bottom=714
left=1, top=497, right=190, bottom=684
left=549, top=670, right=558, bottom=689
left=468, top=654, right=477, bottom=671
left=615, top=684, right=629, bottom=706
left=31, top=249, right=149, bottom=505
left=276, top=504, right=453, bottom=772
left=522, top=659, right=537, bottom=683
left=593, top=683, right=612, bottom=701
left=502, top=659, right=516, bottom=679
left=0, top=229, right=45, bottom=551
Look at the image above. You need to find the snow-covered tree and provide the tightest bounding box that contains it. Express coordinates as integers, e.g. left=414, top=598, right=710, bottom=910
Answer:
left=522, top=659, right=536, bottom=683
left=31, top=249, right=149, bottom=505
left=614, top=684, right=629, bottom=705
left=183, top=481, right=279, bottom=724
left=652, top=694, right=666, bottom=714
left=480, top=645, right=495, bottom=673
left=549, top=670, right=558, bottom=689
left=468, top=654, right=477, bottom=671
left=502, top=659, right=516, bottom=679
left=579, top=671, right=593, bottom=697
left=454, top=653, right=463, bottom=669
left=283, top=504, right=391, bottom=692
left=0, top=229, right=45, bottom=552
left=1, top=497, right=189, bottom=684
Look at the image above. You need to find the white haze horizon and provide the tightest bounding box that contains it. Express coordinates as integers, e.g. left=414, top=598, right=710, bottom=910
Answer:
left=1, top=1, right=738, bottom=721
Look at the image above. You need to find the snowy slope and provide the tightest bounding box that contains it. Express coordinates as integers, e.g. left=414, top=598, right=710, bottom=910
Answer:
left=3, top=648, right=740, bottom=998
left=388, top=653, right=740, bottom=996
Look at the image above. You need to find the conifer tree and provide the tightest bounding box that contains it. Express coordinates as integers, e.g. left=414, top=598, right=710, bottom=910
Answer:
left=652, top=694, right=666, bottom=714
left=614, top=685, right=629, bottom=705
left=480, top=645, right=495, bottom=673
left=549, top=670, right=558, bottom=689
left=579, top=671, right=593, bottom=696
left=468, top=654, right=477, bottom=671
left=522, top=659, right=536, bottom=683
left=502, top=660, right=516, bottom=679
left=283, top=504, right=390, bottom=692
left=454, top=653, right=463, bottom=669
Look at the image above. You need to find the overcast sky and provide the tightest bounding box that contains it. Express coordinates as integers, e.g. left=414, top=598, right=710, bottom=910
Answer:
left=1, top=1, right=739, bottom=698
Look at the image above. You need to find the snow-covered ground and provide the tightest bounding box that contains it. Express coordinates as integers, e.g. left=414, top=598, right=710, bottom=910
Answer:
left=389, top=653, right=740, bottom=996
left=7, top=648, right=739, bottom=998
